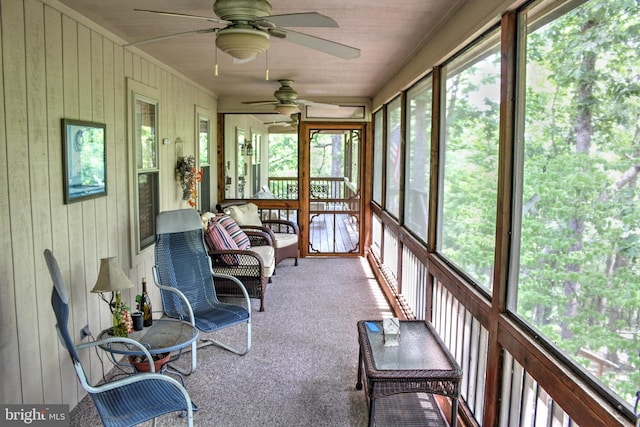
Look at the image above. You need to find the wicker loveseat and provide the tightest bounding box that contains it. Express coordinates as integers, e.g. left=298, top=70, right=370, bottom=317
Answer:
left=216, top=201, right=300, bottom=267
left=201, top=213, right=275, bottom=311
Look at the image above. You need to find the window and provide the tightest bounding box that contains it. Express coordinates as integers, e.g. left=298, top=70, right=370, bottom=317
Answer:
left=197, top=108, right=211, bottom=211
left=385, top=97, right=402, bottom=219
left=511, top=0, right=640, bottom=410
left=404, top=75, right=433, bottom=242
left=372, top=110, right=383, bottom=205
left=127, top=79, right=160, bottom=258
left=438, top=29, right=501, bottom=291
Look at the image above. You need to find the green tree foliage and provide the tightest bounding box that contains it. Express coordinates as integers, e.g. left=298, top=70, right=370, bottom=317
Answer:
left=268, top=133, right=298, bottom=177
left=441, top=47, right=501, bottom=288
left=517, top=0, right=640, bottom=405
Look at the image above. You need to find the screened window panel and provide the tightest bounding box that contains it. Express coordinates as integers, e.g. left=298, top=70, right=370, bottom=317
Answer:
left=438, top=29, right=500, bottom=291
left=404, top=76, right=433, bottom=242
left=511, top=0, right=640, bottom=410
left=385, top=97, right=402, bottom=219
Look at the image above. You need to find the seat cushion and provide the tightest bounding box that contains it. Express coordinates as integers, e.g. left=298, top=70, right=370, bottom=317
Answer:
left=273, top=232, right=298, bottom=249
left=205, top=222, right=239, bottom=266
left=211, top=215, right=250, bottom=250
left=251, top=245, right=275, bottom=277
left=228, top=203, right=263, bottom=227
left=212, top=245, right=275, bottom=278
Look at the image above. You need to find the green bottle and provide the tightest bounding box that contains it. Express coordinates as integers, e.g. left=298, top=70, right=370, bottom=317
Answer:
left=141, top=277, right=153, bottom=327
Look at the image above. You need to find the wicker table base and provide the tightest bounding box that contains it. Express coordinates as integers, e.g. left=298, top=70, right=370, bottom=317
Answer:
left=356, top=320, right=462, bottom=427
left=373, top=392, right=448, bottom=426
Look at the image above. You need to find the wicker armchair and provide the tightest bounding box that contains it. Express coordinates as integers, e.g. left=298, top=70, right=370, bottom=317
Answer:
left=216, top=202, right=300, bottom=267
left=205, top=222, right=275, bottom=312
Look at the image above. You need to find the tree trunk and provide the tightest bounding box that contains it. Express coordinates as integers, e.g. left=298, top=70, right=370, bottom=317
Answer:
left=560, top=19, right=596, bottom=340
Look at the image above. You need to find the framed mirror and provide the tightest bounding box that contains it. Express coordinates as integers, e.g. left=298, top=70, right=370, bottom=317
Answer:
left=223, top=113, right=298, bottom=200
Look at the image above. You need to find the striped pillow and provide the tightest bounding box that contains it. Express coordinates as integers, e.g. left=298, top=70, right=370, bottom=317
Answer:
left=212, top=215, right=251, bottom=250
left=205, top=222, right=239, bottom=266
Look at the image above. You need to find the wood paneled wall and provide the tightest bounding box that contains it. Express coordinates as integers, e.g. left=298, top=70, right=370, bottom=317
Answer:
left=0, top=0, right=217, bottom=409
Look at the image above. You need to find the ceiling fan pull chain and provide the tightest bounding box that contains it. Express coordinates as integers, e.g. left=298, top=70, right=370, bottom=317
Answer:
left=265, top=51, right=269, bottom=81
left=214, top=31, right=219, bottom=77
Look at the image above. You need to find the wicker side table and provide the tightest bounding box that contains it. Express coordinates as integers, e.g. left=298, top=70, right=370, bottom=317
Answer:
left=356, top=320, right=463, bottom=427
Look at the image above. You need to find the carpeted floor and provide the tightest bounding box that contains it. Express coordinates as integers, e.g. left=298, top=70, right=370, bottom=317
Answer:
left=70, top=257, right=394, bottom=426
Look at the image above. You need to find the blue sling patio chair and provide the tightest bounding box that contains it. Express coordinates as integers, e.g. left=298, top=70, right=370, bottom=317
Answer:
left=153, top=209, right=251, bottom=371
left=45, top=249, right=194, bottom=427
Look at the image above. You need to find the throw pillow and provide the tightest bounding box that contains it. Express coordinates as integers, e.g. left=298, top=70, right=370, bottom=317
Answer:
left=228, top=203, right=262, bottom=227
left=212, top=215, right=251, bottom=250
left=205, top=222, right=239, bottom=266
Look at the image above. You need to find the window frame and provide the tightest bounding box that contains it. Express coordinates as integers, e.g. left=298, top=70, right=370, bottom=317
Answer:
left=385, top=96, right=402, bottom=219
left=436, top=25, right=502, bottom=292
left=372, top=109, right=384, bottom=206
left=127, top=79, right=160, bottom=266
left=506, top=0, right=640, bottom=416
left=404, top=74, right=433, bottom=243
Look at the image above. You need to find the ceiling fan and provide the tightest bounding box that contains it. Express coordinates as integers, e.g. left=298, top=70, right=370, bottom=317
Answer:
left=263, top=113, right=299, bottom=129
left=129, top=0, right=361, bottom=61
left=243, top=79, right=337, bottom=115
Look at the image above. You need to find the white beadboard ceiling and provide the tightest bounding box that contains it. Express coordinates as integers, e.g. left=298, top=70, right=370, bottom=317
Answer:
left=57, top=0, right=464, bottom=109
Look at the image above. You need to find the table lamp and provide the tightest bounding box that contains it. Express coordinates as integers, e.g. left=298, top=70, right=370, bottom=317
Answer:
left=91, top=257, right=134, bottom=337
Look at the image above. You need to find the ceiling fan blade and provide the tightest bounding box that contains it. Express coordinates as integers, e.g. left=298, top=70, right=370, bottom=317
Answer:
left=281, top=29, right=360, bottom=60
left=133, top=9, right=228, bottom=25
left=242, top=100, right=278, bottom=106
left=262, top=13, right=338, bottom=28
left=124, top=28, right=217, bottom=47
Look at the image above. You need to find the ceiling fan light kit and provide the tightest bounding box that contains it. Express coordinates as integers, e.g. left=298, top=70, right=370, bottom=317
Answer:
left=214, top=0, right=272, bottom=60
left=274, top=103, right=299, bottom=116
left=216, top=27, right=270, bottom=60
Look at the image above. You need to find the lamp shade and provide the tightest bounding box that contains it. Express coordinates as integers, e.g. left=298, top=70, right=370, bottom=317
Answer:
left=216, top=28, right=270, bottom=60
left=91, top=257, right=134, bottom=293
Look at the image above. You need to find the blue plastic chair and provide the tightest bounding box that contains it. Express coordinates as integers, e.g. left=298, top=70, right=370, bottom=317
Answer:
left=153, top=209, right=251, bottom=368
left=45, top=249, right=193, bottom=427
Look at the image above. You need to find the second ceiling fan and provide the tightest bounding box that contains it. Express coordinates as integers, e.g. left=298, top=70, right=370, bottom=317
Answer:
left=130, top=0, right=361, bottom=61
left=243, top=80, right=337, bottom=116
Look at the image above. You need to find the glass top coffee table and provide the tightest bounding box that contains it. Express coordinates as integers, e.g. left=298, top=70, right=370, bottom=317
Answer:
left=97, top=318, right=198, bottom=356
left=97, top=318, right=198, bottom=382
left=356, top=320, right=463, bottom=427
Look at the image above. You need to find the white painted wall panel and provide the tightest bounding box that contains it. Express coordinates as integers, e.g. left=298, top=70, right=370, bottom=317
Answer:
left=0, top=0, right=217, bottom=410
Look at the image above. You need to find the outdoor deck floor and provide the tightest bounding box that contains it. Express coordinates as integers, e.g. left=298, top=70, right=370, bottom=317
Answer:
left=309, top=212, right=359, bottom=254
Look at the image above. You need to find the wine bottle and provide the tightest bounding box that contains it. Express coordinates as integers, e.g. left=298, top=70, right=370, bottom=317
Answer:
left=141, top=277, right=153, bottom=327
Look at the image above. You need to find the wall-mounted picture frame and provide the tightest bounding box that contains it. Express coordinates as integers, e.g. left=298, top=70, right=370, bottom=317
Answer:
left=62, top=119, right=107, bottom=204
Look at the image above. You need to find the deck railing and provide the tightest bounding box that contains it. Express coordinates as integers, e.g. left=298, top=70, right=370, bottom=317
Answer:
left=267, top=177, right=360, bottom=213
left=369, top=209, right=591, bottom=427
